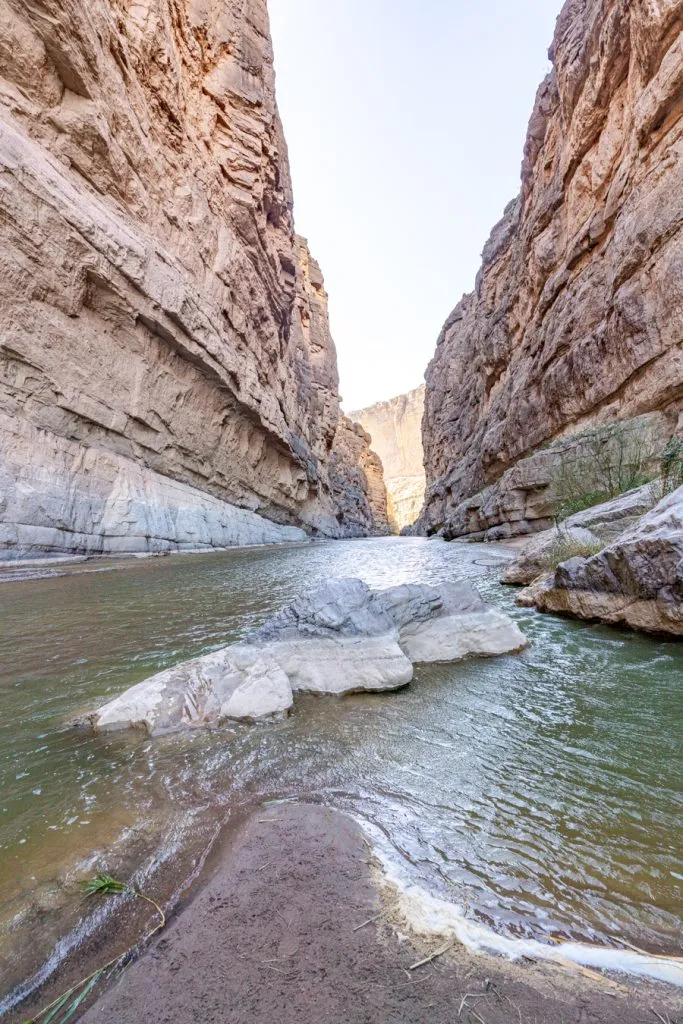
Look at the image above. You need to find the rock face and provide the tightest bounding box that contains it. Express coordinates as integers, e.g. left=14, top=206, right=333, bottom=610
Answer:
left=418, top=0, right=683, bottom=540
left=328, top=419, right=391, bottom=537
left=350, top=387, right=426, bottom=532
left=518, top=486, right=683, bottom=635
left=501, top=525, right=603, bottom=587
left=86, top=577, right=528, bottom=736
left=0, top=0, right=388, bottom=559
left=427, top=414, right=668, bottom=543
left=500, top=482, right=657, bottom=585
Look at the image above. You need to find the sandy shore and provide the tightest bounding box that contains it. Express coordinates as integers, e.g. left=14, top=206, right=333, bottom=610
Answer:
left=30, top=803, right=672, bottom=1024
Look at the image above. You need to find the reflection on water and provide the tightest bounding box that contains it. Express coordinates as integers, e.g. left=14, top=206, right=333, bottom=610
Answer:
left=0, top=538, right=681, bottom=999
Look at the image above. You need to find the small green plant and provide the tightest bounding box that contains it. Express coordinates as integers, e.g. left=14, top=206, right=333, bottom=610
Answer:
left=81, top=873, right=129, bottom=898
left=23, top=874, right=165, bottom=1024
left=540, top=532, right=604, bottom=572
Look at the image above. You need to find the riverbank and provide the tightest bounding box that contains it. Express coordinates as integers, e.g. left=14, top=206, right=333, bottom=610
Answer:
left=2, top=537, right=681, bottom=1018
left=0, top=541, right=316, bottom=584
left=32, top=803, right=679, bottom=1024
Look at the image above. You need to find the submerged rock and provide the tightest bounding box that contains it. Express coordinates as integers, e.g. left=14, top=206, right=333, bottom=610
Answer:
left=518, top=487, right=683, bottom=635
left=85, top=578, right=528, bottom=735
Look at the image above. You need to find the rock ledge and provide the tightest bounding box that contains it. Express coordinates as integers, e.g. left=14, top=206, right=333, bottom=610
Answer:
left=517, top=487, right=683, bottom=635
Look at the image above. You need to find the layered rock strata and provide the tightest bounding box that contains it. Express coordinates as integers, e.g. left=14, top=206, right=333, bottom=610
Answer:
left=500, top=482, right=657, bottom=585
left=517, top=486, right=683, bottom=635
left=428, top=414, right=669, bottom=542
left=351, top=386, right=426, bottom=531
left=0, top=0, right=387, bottom=559
left=86, top=577, right=528, bottom=735
left=418, top=0, right=683, bottom=539
left=328, top=418, right=391, bottom=537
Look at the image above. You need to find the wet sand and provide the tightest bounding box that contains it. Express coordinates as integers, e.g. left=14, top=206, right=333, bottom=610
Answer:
left=62, top=803, right=681, bottom=1024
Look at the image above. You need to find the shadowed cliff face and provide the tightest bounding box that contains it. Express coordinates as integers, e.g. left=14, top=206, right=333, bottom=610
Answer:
left=0, top=0, right=388, bottom=557
left=419, top=0, right=683, bottom=539
left=350, top=386, right=426, bottom=531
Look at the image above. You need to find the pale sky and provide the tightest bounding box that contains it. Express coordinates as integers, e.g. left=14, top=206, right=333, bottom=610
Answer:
left=268, top=0, right=565, bottom=411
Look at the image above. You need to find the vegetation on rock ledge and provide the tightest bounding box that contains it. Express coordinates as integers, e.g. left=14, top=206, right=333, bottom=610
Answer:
left=551, top=421, right=668, bottom=523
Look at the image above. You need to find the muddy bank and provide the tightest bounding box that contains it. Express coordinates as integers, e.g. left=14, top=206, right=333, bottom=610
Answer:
left=18, top=803, right=678, bottom=1024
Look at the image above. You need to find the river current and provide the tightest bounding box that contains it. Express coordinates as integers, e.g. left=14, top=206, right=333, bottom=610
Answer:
left=1, top=537, right=681, bottom=1003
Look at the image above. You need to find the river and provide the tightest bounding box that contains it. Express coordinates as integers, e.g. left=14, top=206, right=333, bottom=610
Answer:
left=1, top=537, right=681, bottom=1007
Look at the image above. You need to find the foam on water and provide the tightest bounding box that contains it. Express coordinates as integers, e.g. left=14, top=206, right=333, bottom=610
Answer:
left=1, top=537, right=681, bottom=1000
left=381, top=855, right=683, bottom=987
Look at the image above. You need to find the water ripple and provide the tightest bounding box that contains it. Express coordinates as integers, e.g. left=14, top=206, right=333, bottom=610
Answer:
left=0, top=537, right=681, bottom=994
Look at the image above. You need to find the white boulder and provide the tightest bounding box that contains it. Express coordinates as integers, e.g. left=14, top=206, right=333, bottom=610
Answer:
left=85, top=578, right=528, bottom=736
left=90, top=647, right=293, bottom=735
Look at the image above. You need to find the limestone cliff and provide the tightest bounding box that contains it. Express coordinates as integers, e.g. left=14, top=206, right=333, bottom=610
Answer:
left=0, top=0, right=388, bottom=558
left=350, top=386, right=426, bottom=531
left=328, top=418, right=391, bottom=537
left=418, top=0, right=683, bottom=540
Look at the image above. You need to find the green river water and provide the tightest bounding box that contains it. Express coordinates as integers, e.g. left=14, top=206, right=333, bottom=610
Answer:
left=0, top=537, right=681, bottom=1007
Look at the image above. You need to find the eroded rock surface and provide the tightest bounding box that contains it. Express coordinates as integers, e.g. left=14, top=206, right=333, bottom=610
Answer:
left=0, top=0, right=387, bottom=559
left=500, top=483, right=658, bottom=585
left=86, top=578, right=528, bottom=735
left=518, top=487, right=683, bottom=635
left=418, top=0, right=683, bottom=539
left=328, top=419, right=391, bottom=537
left=93, top=646, right=294, bottom=735
left=351, top=387, right=426, bottom=532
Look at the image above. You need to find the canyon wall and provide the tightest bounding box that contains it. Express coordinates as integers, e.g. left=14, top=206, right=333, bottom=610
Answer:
left=418, top=0, right=683, bottom=540
left=350, top=386, right=426, bottom=531
left=0, top=0, right=388, bottom=559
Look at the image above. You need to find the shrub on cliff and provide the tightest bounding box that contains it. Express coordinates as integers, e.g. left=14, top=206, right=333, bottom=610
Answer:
left=551, top=421, right=661, bottom=522
left=660, top=436, right=683, bottom=495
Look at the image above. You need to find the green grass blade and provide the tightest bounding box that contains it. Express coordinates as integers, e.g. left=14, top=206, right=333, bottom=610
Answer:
left=80, top=874, right=129, bottom=898
left=40, top=989, right=75, bottom=1024
left=56, top=970, right=105, bottom=1024
left=22, top=984, right=76, bottom=1024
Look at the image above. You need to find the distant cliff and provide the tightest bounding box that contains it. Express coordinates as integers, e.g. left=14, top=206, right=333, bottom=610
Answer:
left=350, top=386, right=425, bottom=531
left=0, top=0, right=388, bottom=559
left=418, top=0, right=682, bottom=540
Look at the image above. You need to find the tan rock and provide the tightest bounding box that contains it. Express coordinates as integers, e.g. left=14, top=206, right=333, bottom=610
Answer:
left=425, top=415, right=666, bottom=542
left=328, top=418, right=391, bottom=537
left=500, top=526, right=603, bottom=586
left=0, top=0, right=388, bottom=558
left=500, top=480, right=661, bottom=585
left=419, top=0, right=683, bottom=539
left=517, top=486, right=683, bottom=635
left=350, top=386, right=426, bottom=531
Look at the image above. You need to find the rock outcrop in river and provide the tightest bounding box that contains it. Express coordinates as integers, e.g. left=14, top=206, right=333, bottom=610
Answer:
left=350, top=386, right=426, bottom=531
left=86, top=578, right=527, bottom=735
left=417, top=0, right=683, bottom=540
left=517, top=485, right=683, bottom=635
left=0, top=0, right=388, bottom=560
